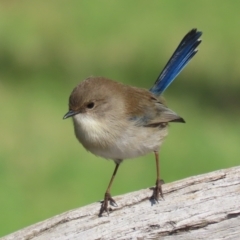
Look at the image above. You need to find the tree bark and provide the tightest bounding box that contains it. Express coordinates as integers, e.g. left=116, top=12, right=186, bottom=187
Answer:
left=2, top=166, right=240, bottom=240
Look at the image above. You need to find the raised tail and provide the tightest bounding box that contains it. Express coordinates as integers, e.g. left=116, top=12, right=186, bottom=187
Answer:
left=149, top=29, right=202, bottom=96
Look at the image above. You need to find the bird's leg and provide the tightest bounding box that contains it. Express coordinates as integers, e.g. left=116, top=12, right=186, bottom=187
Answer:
left=99, top=162, right=120, bottom=216
left=152, top=151, right=164, bottom=201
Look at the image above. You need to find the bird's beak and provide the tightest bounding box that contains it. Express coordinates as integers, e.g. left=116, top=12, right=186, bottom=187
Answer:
left=63, top=110, right=77, bottom=119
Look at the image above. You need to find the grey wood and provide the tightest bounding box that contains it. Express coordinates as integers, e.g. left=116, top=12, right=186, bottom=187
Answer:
left=2, top=166, right=240, bottom=240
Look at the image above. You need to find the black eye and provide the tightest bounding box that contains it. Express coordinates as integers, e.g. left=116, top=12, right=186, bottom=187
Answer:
left=86, top=102, right=95, bottom=109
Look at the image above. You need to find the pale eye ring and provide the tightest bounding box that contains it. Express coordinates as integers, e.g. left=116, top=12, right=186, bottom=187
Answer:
left=86, top=102, right=95, bottom=109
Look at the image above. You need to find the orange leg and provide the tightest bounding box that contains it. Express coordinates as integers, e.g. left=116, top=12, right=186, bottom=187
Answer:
left=152, top=151, right=164, bottom=201
left=99, top=163, right=120, bottom=216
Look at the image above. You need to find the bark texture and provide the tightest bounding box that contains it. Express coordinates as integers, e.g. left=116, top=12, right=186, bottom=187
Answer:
left=2, top=166, right=240, bottom=240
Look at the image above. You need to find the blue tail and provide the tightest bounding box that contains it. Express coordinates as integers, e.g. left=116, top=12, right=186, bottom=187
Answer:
left=149, top=29, right=202, bottom=96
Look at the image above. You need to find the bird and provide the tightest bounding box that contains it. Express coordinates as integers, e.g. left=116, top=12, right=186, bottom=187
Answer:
left=63, top=28, right=202, bottom=216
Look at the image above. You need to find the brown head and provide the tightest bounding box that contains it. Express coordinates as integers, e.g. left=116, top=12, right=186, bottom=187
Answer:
left=63, top=77, right=126, bottom=120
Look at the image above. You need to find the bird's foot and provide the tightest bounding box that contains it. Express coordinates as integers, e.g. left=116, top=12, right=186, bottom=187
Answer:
left=151, top=179, right=164, bottom=202
left=99, top=192, right=117, bottom=216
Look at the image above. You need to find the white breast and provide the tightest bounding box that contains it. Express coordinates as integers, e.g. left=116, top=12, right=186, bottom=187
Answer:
left=72, top=113, right=168, bottom=161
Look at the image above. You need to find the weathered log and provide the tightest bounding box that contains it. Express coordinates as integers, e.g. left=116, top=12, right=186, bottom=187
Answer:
left=2, top=166, right=240, bottom=240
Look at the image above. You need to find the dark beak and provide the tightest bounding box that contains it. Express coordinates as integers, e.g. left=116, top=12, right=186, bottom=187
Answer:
left=63, top=110, right=77, bottom=119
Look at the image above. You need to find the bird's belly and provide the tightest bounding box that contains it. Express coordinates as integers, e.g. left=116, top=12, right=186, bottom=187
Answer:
left=103, top=127, right=168, bottom=160
left=73, top=114, right=168, bottom=161
left=79, top=125, right=167, bottom=160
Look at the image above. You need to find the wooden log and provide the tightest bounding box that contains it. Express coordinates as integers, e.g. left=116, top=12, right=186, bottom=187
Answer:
left=2, top=166, right=240, bottom=240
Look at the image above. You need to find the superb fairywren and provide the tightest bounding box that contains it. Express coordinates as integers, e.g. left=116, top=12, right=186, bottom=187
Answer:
left=63, top=29, right=202, bottom=216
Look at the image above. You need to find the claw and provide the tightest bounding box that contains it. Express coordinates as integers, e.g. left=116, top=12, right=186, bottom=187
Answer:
left=151, top=179, right=164, bottom=202
left=99, top=192, right=117, bottom=216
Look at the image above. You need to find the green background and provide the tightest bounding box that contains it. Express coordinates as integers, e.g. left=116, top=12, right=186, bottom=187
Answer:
left=1, top=0, right=239, bottom=237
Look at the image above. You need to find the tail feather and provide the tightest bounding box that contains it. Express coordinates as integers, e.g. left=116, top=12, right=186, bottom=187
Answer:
left=149, top=29, right=202, bottom=96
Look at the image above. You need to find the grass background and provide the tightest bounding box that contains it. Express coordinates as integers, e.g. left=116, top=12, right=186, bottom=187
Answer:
left=0, top=0, right=240, bottom=237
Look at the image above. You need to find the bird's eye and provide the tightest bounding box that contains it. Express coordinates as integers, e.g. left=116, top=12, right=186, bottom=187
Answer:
left=86, top=102, right=95, bottom=109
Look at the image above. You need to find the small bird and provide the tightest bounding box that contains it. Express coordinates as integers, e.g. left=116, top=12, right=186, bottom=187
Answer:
left=63, top=29, right=202, bottom=216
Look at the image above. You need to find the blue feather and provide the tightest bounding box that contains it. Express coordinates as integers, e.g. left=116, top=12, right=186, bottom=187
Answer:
left=149, top=29, right=202, bottom=96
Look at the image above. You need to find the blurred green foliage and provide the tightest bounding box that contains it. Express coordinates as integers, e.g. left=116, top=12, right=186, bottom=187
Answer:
left=0, top=0, right=240, bottom=237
